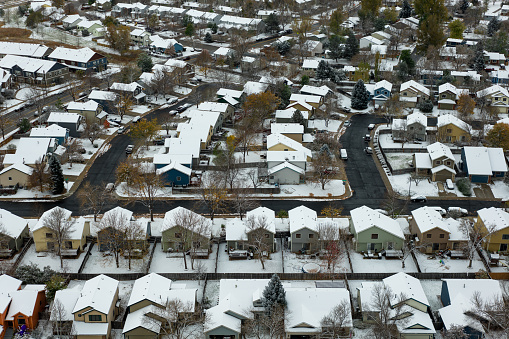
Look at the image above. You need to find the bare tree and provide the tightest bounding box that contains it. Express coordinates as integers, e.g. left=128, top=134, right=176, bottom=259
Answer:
left=199, top=175, right=228, bottom=220
left=318, top=222, right=344, bottom=276
left=234, top=120, right=257, bottom=162
left=365, top=283, right=407, bottom=339
left=114, top=90, right=134, bottom=120
left=381, top=190, right=406, bottom=218
left=51, top=299, right=74, bottom=338
left=230, top=184, right=259, bottom=220
left=63, top=138, right=83, bottom=168
left=459, top=219, right=496, bottom=268
left=0, top=223, right=11, bottom=250
left=312, top=149, right=342, bottom=190
left=131, top=165, right=167, bottom=221
left=320, top=300, right=352, bottom=338
left=77, top=182, right=111, bottom=221
left=124, top=220, right=146, bottom=270
left=242, top=304, right=287, bottom=339
left=81, top=120, right=102, bottom=144
left=442, top=324, right=469, bottom=339
left=43, top=207, right=75, bottom=269
left=399, top=238, right=427, bottom=268
left=245, top=214, right=273, bottom=270
left=246, top=168, right=261, bottom=189
left=28, top=158, right=50, bottom=192
left=25, top=85, right=48, bottom=117
left=469, top=290, right=509, bottom=336
left=97, top=210, right=129, bottom=268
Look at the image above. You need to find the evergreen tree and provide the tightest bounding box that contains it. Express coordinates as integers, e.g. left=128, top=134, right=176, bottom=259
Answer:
left=487, top=17, right=500, bottom=37
left=351, top=79, right=370, bottom=110
left=459, top=0, right=469, bottom=13
left=473, top=42, right=485, bottom=72
left=262, top=274, right=287, bottom=311
left=137, top=52, right=153, bottom=72
left=291, top=110, right=304, bottom=125
left=343, top=31, right=359, bottom=60
left=417, top=99, right=434, bottom=113
left=399, top=0, right=412, bottom=18
left=329, top=35, right=343, bottom=61
left=204, top=32, right=213, bottom=43
left=316, top=60, right=331, bottom=81
left=264, top=13, right=280, bottom=33
left=275, top=41, right=291, bottom=55
left=49, top=156, right=65, bottom=194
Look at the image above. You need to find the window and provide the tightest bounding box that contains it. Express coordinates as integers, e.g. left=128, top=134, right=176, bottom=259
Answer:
left=426, top=234, right=432, bottom=238
left=17, top=318, right=25, bottom=325
left=174, top=232, right=182, bottom=238
left=46, top=233, right=53, bottom=238
left=88, top=315, right=102, bottom=322
left=446, top=161, right=451, bottom=166
left=436, top=160, right=441, bottom=165
left=309, top=234, right=314, bottom=239
left=192, top=241, right=201, bottom=248
left=65, top=241, right=73, bottom=249
left=440, top=234, right=445, bottom=238
left=502, top=234, right=509, bottom=240
left=441, top=94, right=446, bottom=98
left=447, top=129, right=452, bottom=133
left=296, top=234, right=301, bottom=239
left=176, top=176, right=181, bottom=181
left=403, top=92, right=407, bottom=96
left=504, top=98, right=507, bottom=102
left=264, top=234, right=269, bottom=238
left=8, top=177, right=11, bottom=181
left=371, top=234, right=378, bottom=239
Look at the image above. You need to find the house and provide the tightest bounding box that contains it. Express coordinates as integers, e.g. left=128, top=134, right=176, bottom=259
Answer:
left=289, top=205, right=318, bottom=253
left=267, top=133, right=312, bottom=161
left=50, top=287, right=81, bottom=336
left=289, top=93, right=323, bottom=108
left=243, top=81, right=269, bottom=96
left=437, top=114, right=471, bottom=143
left=48, top=47, right=108, bottom=72
left=270, top=123, right=304, bottom=143
left=392, top=112, right=427, bottom=141
left=372, top=30, right=391, bottom=42
left=76, top=19, right=104, bottom=37
left=399, top=80, right=431, bottom=107
left=300, top=40, right=323, bottom=56
left=72, top=274, right=119, bottom=339
left=451, top=71, right=481, bottom=85
left=4, top=285, right=46, bottom=333
left=439, top=294, right=485, bottom=339
left=160, top=207, right=211, bottom=255
left=197, top=101, right=234, bottom=122
left=46, top=112, right=82, bottom=137
left=148, top=36, right=183, bottom=55
left=350, top=205, right=405, bottom=252
left=0, top=42, right=51, bottom=59
left=217, top=88, right=245, bottom=102
left=490, top=69, right=509, bottom=85
left=0, top=209, right=29, bottom=254
left=438, top=83, right=468, bottom=110
left=127, top=273, right=171, bottom=312
left=0, top=163, right=33, bottom=189
left=286, top=100, right=314, bottom=115
left=88, top=90, right=116, bottom=115
left=213, top=47, right=233, bottom=61
left=0, top=54, right=69, bottom=86
left=226, top=207, right=276, bottom=254
left=62, top=14, right=83, bottom=28
left=3, top=137, right=58, bottom=168
left=300, top=85, right=333, bottom=98
left=372, top=80, right=393, bottom=105
left=110, top=82, right=145, bottom=103
left=32, top=207, right=90, bottom=255
left=156, top=161, right=192, bottom=187
left=275, top=108, right=309, bottom=125
left=476, top=207, right=509, bottom=252
left=177, top=118, right=214, bottom=150
left=130, top=28, right=152, bottom=46
left=0, top=275, right=22, bottom=338
left=267, top=150, right=307, bottom=185
left=66, top=101, right=105, bottom=124
left=410, top=207, right=467, bottom=253
left=164, top=59, right=195, bottom=81
left=29, top=124, right=69, bottom=145
left=302, top=59, right=320, bottom=73
left=476, top=85, right=509, bottom=114
left=359, top=36, right=384, bottom=49
left=413, top=142, right=456, bottom=182
left=461, top=146, right=508, bottom=183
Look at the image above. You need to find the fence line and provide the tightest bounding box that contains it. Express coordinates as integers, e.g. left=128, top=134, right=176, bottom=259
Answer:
left=9, top=237, right=33, bottom=275
left=145, top=237, right=160, bottom=274
left=78, top=241, right=95, bottom=274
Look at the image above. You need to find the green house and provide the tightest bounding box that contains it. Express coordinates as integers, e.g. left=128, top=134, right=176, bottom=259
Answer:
left=0, top=209, right=29, bottom=254
left=161, top=207, right=211, bottom=254
left=350, top=206, right=405, bottom=252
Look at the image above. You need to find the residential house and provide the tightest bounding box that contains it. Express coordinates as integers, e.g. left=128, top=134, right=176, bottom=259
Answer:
left=3, top=137, right=58, bottom=168
left=148, top=36, right=183, bottom=55
left=213, top=47, right=233, bottom=61
left=72, top=274, right=119, bottom=339
left=48, top=47, right=108, bottom=72
left=302, top=59, right=320, bottom=74
left=164, top=59, right=194, bottom=80
left=243, top=81, right=269, bottom=96
left=438, top=83, right=467, bottom=110
left=484, top=51, right=506, bottom=67
left=490, top=69, right=509, bottom=85
left=32, top=207, right=90, bottom=255
left=0, top=275, right=22, bottom=338
left=476, top=207, right=509, bottom=252
left=372, top=30, right=391, bottom=42
left=289, top=205, right=318, bottom=253
left=439, top=294, right=485, bottom=339
left=29, top=124, right=69, bottom=145
left=110, top=82, right=145, bottom=103
left=0, top=209, right=29, bottom=254
left=267, top=150, right=307, bottom=185
left=62, top=14, right=83, bottom=28
left=350, top=205, right=405, bottom=252
left=286, top=100, right=314, bottom=116
left=0, top=42, right=51, bottom=59
left=76, top=19, right=104, bottom=37
left=176, top=118, right=215, bottom=150
left=46, top=112, right=82, bottom=137
left=218, top=16, right=265, bottom=33
left=300, top=40, right=323, bottom=56
left=359, top=36, right=384, bottom=49
left=166, top=137, right=201, bottom=166
left=130, top=28, right=152, bottom=46
left=197, top=101, right=234, bottom=122
left=451, top=71, right=481, bottom=86
left=267, top=133, right=312, bottom=161
left=461, top=146, right=508, bottom=183
left=372, top=80, right=393, bottom=105
left=413, top=142, right=456, bottom=182
left=160, top=207, right=212, bottom=255
left=216, top=88, right=245, bottom=103
left=392, top=112, right=427, bottom=141
left=289, top=93, right=323, bottom=108
left=270, top=123, right=304, bottom=143
left=275, top=108, right=309, bottom=125
left=67, top=101, right=106, bottom=124
left=300, top=84, right=333, bottom=99
left=0, top=163, right=33, bottom=189
left=226, top=207, right=276, bottom=254
left=476, top=85, right=509, bottom=114
left=0, top=54, right=68, bottom=86
left=399, top=80, right=431, bottom=107
left=410, top=207, right=467, bottom=253
left=50, top=288, right=81, bottom=336
left=88, top=90, right=116, bottom=115
left=437, top=114, right=471, bottom=143
left=421, top=70, right=443, bottom=85
left=156, top=161, right=192, bottom=187
left=4, top=285, right=46, bottom=333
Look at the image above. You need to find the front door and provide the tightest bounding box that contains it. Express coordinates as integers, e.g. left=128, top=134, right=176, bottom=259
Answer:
left=432, top=243, right=439, bottom=251
left=500, top=244, right=508, bottom=252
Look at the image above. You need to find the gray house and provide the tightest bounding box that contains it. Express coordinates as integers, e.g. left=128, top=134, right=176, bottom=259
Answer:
left=392, top=112, right=427, bottom=141
left=47, top=112, right=82, bottom=137
left=289, top=205, right=319, bottom=253
left=0, top=209, right=29, bottom=255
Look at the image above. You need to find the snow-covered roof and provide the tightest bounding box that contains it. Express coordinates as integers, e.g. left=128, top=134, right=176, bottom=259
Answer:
left=426, top=142, right=454, bottom=161
left=267, top=133, right=312, bottom=159
left=164, top=58, right=187, bottom=68
left=67, top=101, right=99, bottom=111
left=162, top=207, right=211, bottom=235
left=350, top=205, right=404, bottom=239
left=290, top=93, right=321, bottom=104
left=243, top=81, right=269, bottom=95
left=407, top=112, right=427, bottom=126
left=205, top=303, right=242, bottom=334
left=168, top=137, right=201, bottom=159
left=361, top=35, right=383, bottom=45
left=62, top=14, right=82, bottom=24
left=0, top=42, right=50, bottom=58
left=128, top=273, right=172, bottom=308
left=5, top=290, right=40, bottom=320
left=267, top=150, right=306, bottom=163
left=275, top=107, right=309, bottom=120
left=77, top=19, right=103, bottom=30
left=123, top=305, right=161, bottom=334
left=213, top=47, right=233, bottom=56
left=413, top=153, right=432, bottom=169
left=217, top=279, right=270, bottom=318
left=156, top=161, right=192, bottom=176
left=488, top=147, right=508, bottom=172
left=374, top=80, right=393, bottom=92
left=271, top=123, right=304, bottom=135
left=287, top=100, right=313, bottom=111
left=217, top=88, right=243, bottom=98
left=463, top=146, right=507, bottom=175
left=400, top=80, right=430, bottom=96
left=110, top=82, right=142, bottom=92
left=153, top=153, right=192, bottom=166
left=245, top=207, right=276, bottom=234
left=197, top=101, right=230, bottom=113
left=442, top=279, right=502, bottom=306
left=477, top=207, right=509, bottom=232
left=0, top=54, right=63, bottom=74
left=225, top=218, right=247, bottom=241
left=72, top=321, right=109, bottom=336
left=476, top=84, right=509, bottom=98
left=446, top=218, right=468, bottom=241
left=0, top=163, right=33, bottom=176
left=439, top=83, right=458, bottom=95
left=47, top=112, right=81, bottom=124
left=100, top=206, right=134, bottom=227
left=0, top=209, right=27, bottom=238
left=431, top=164, right=455, bottom=174
left=73, top=274, right=119, bottom=315
left=288, top=205, right=318, bottom=233
left=49, top=47, right=99, bottom=63
left=439, top=294, right=485, bottom=334
left=268, top=161, right=305, bottom=175
left=88, top=90, right=116, bottom=101
left=30, top=124, right=68, bottom=138
left=50, top=288, right=81, bottom=321
left=300, top=85, right=332, bottom=97
left=383, top=272, right=429, bottom=307
left=302, top=59, right=320, bottom=69
left=3, top=137, right=56, bottom=166
left=0, top=275, right=21, bottom=294
left=33, top=206, right=72, bottom=232
left=411, top=207, right=451, bottom=234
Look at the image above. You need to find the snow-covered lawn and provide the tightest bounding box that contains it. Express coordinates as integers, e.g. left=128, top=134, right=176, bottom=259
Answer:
left=307, top=119, right=342, bottom=132
left=350, top=251, right=418, bottom=273
left=149, top=243, right=217, bottom=273
left=82, top=138, right=106, bottom=160
left=216, top=243, right=283, bottom=273
left=131, top=105, right=151, bottom=114
left=19, top=244, right=84, bottom=273
left=135, top=145, right=164, bottom=159
left=283, top=250, right=351, bottom=273
left=174, top=86, right=192, bottom=95
left=81, top=244, right=151, bottom=273
left=488, top=180, right=509, bottom=199
left=385, top=153, right=413, bottom=170
left=16, top=87, right=32, bottom=100
left=62, top=163, right=86, bottom=177
left=0, top=138, right=19, bottom=150
left=415, top=251, right=486, bottom=273
left=390, top=173, right=438, bottom=197
left=0, top=182, right=74, bottom=200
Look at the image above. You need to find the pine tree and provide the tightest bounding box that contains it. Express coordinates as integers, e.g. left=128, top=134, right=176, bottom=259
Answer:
left=351, top=79, right=370, bottom=110
left=262, top=274, right=286, bottom=311
left=137, top=52, right=153, bottom=73
left=487, top=17, right=500, bottom=37
left=459, top=0, right=469, bottom=13
left=343, top=31, right=359, bottom=60
left=49, top=156, right=65, bottom=194
left=399, top=0, right=412, bottom=18
left=316, top=60, right=330, bottom=81
left=291, top=110, right=304, bottom=125
left=473, top=42, right=485, bottom=72
left=204, top=32, right=213, bottom=43
left=329, top=35, right=343, bottom=61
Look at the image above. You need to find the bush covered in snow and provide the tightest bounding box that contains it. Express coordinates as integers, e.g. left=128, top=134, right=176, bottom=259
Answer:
left=456, top=178, right=471, bottom=196
left=15, top=263, right=57, bottom=284
left=418, top=99, right=434, bottom=113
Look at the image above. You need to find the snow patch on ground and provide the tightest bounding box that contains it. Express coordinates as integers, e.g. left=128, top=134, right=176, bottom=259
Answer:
left=19, top=243, right=84, bottom=273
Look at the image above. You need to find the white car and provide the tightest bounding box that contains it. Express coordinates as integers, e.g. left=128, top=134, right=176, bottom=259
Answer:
left=445, top=179, right=454, bottom=190
left=368, top=124, right=375, bottom=130
left=448, top=207, right=468, bottom=216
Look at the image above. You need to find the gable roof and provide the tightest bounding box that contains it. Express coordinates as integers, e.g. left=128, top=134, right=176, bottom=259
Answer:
left=30, top=124, right=68, bottom=138
left=73, top=274, right=119, bottom=314
left=437, top=114, right=471, bottom=132
left=245, top=207, right=276, bottom=234
left=51, top=287, right=81, bottom=321
left=128, top=273, right=172, bottom=308
left=411, top=207, right=451, bottom=234
left=407, top=112, right=427, bottom=126
left=6, top=290, right=41, bottom=320
left=463, top=146, right=507, bottom=175
left=477, top=207, right=509, bottom=232
left=271, top=123, right=304, bottom=135
left=0, top=42, right=50, bottom=58
left=300, top=85, right=332, bottom=97
left=122, top=305, right=162, bottom=334
left=288, top=205, right=318, bottom=233
left=49, top=47, right=101, bottom=63
left=156, top=161, right=192, bottom=176
left=33, top=206, right=72, bottom=232
left=0, top=163, right=33, bottom=176
left=426, top=142, right=454, bottom=161
left=267, top=161, right=305, bottom=175
left=374, top=80, right=393, bottom=92
left=67, top=101, right=99, bottom=111
left=0, top=209, right=27, bottom=238
left=438, top=83, right=457, bottom=95
left=476, top=84, right=509, bottom=98
left=267, top=133, right=312, bottom=159
left=47, top=112, right=81, bottom=124
left=400, top=80, right=430, bottom=96
left=350, top=205, right=404, bottom=239
left=383, top=272, right=429, bottom=307
left=162, top=207, right=211, bottom=235
left=0, top=54, right=64, bottom=74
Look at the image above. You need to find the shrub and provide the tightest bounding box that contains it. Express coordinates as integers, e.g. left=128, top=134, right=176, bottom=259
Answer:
left=418, top=99, right=434, bottom=113
left=276, top=209, right=288, bottom=218
left=456, top=178, right=471, bottom=196
left=16, top=263, right=57, bottom=284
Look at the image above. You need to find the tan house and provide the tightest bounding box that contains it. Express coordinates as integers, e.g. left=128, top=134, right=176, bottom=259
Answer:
left=437, top=114, right=471, bottom=143
left=476, top=85, right=509, bottom=114
left=476, top=207, right=509, bottom=253
left=399, top=80, right=431, bottom=108
left=289, top=93, right=323, bottom=108
left=66, top=101, right=105, bottom=123
left=267, top=133, right=312, bottom=161
left=270, top=123, right=304, bottom=143
left=32, top=207, right=90, bottom=255
left=72, top=274, right=119, bottom=339
left=0, top=163, right=33, bottom=188
left=413, top=142, right=456, bottom=182
left=438, top=83, right=468, bottom=110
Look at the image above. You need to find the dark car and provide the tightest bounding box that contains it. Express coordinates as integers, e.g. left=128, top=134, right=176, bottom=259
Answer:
left=153, top=139, right=165, bottom=145
left=410, top=195, right=427, bottom=203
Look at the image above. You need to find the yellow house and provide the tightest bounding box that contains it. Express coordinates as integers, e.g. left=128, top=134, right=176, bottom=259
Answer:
left=270, top=123, right=304, bottom=143
left=32, top=207, right=90, bottom=255
left=0, top=163, right=33, bottom=188
left=437, top=114, right=471, bottom=143
left=66, top=101, right=104, bottom=123
left=289, top=93, right=322, bottom=108
left=476, top=207, right=509, bottom=253
left=267, top=133, right=312, bottom=161
left=476, top=85, right=509, bottom=114
left=72, top=274, right=119, bottom=339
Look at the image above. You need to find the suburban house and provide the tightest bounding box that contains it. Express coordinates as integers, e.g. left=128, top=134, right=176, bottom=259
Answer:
left=372, top=80, right=393, bottom=105
left=286, top=100, right=314, bottom=116
left=110, top=82, right=145, bottom=103
left=67, top=101, right=106, bottom=124
left=350, top=205, right=405, bottom=252
left=0, top=54, right=69, bottom=86
left=476, top=85, right=509, bottom=114
left=461, top=146, right=508, bottom=183
left=289, top=93, right=323, bottom=108
left=4, top=285, right=46, bottom=333
left=160, top=207, right=212, bottom=255
left=197, top=101, right=234, bottom=122
left=62, top=14, right=83, bottom=28
left=270, top=123, right=304, bottom=143
left=399, top=80, right=431, bottom=107
left=267, top=150, right=307, bottom=185
left=288, top=205, right=319, bottom=253
left=275, top=107, right=309, bottom=125
left=71, top=274, right=119, bottom=339
left=0, top=275, right=22, bottom=338
left=32, top=207, right=90, bottom=255
left=360, top=35, right=384, bottom=49
left=437, top=114, right=471, bottom=143
left=0, top=163, right=33, bottom=189
left=149, top=36, right=183, bottom=55
left=410, top=207, right=467, bottom=253
left=130, top=28, right=152, bottom=46
left=217, top=88, right=245, bottom=103
left=438, top=83, right=468, bottom=110
left=76, top=19, right=104, bottom=37
left=0, top=209, right=29, bottom=254
left=3, top=137, right=58, bottom=168
left=0, top=42, right=51, bottom=59
left=476, top=207, right=509, bottom=253
left=413, top=142, right=456, bottom=182
left=302, top=59, right=320, bottom=74
left=300, top=84, right=333, bottom=98
left=267, top=133, right=312, bottom=161
left=156, top=161, right=192, bottom=187
left=48, top=47, right=108, bottom=72
left=46, top=112, right=82, bottom=137
left=391, top=111, right=427, bottom=141
left=358, top=273, right=435, bottom=338
left=88, top=90, right=117, bottom=114
left=29, top=124, right=69, bottom=145
left=50, top=288, right=81, bottom=336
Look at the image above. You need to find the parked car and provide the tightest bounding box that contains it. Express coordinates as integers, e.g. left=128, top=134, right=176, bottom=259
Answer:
left=364, top=134, right=371, bottom=142
left=429, top=206, right=447, bottom=217
left=132, top=116, right=141, bottom=123
left=168, top=98, right=178, bottom=104
left=169, top=110, right=178, bottom=115
left=340, top=149, right=348, bottom=160
left=410, top=195, right=427, bottom=203
left=448, top=207, right=468, bottom=216
left=105, top=183, right=115, bottom=192
left=117, top=126, right=126, bottom=134
left=344, top=120, right=351, bottom=127
left=153, top=139, right=165, bottom=145
left=368, top=124, right=375, bottom=130
left=364, top=147, right=373, bottom=155
left=125, top=144, right=134, bottom=154
left=445, top=179, right=454, bottom=190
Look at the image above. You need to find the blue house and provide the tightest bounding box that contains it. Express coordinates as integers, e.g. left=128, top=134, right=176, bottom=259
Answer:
left=149, top=37, right=183, bottom=55
left=461, top=146, right=508, bottom=183
left=156, top=162, right=192, bottom=187
left=29, top=124, right=69, bottom=145
left=48, top=47, right=107, bottom=72
left=490, top=69, right=509, bottom=85
left=373, top=80, right=393, bottom=105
